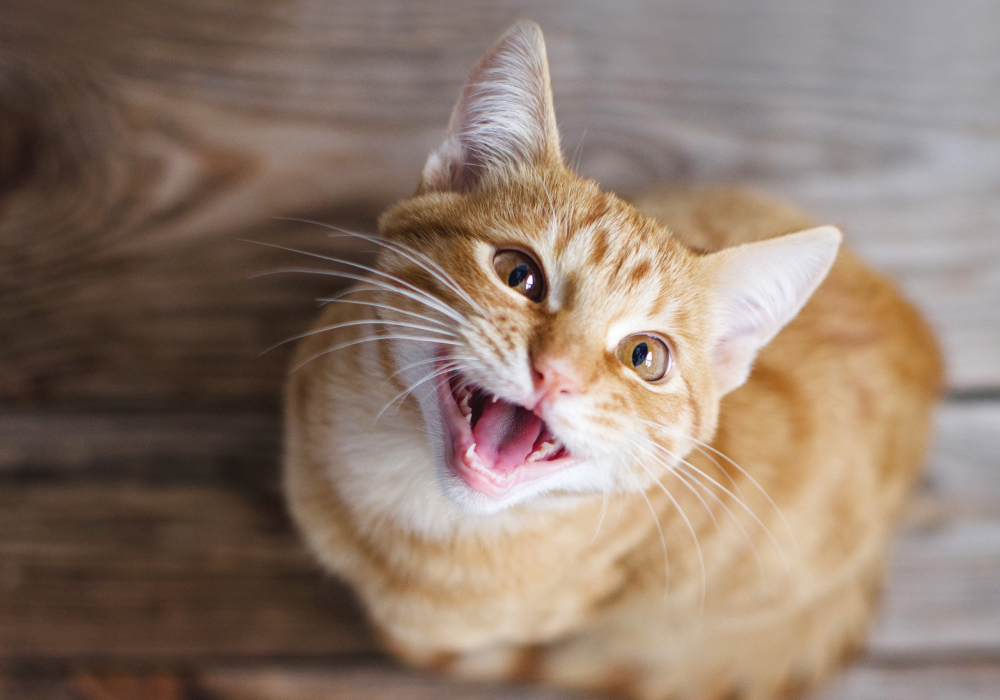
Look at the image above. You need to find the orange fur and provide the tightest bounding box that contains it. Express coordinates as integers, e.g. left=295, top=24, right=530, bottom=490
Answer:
left=284, top=21, right=941, bottom=700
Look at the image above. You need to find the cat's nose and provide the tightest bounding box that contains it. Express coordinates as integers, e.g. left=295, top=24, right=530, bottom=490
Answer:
left=531, top=354, right=581, bottom=407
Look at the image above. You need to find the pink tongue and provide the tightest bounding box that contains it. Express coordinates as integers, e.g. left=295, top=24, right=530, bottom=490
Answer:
left=472, top=397, right=543, bottom=474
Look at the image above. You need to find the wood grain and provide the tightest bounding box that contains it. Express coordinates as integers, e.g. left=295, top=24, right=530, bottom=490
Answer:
left=197, top=663, right=1000, bottom=700
left=1, top=0, right=997, bottom=404
left=0, top=401, right=995, bottom=663
left=6, top=662, right=1000, bottom=700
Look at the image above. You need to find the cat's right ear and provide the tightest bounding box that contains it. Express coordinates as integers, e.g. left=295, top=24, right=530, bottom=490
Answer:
left=419, top=20, right=563, bottom=194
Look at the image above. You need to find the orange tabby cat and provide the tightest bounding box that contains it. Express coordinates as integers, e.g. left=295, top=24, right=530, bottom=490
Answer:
left=284, top=21, right=941, bottom=700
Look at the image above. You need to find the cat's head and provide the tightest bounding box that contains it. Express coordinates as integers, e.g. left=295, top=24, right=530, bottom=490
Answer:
left=374, top=21, right=840, bottom=514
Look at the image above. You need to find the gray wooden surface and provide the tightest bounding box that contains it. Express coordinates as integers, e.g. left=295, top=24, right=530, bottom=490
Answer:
left=1, top=0, right=998, bottom=698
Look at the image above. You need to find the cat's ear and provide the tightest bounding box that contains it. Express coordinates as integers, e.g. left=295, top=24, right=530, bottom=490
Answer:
left=707, top=226, right=842, bottom=395
left=419, top=20, right=562, bottom=194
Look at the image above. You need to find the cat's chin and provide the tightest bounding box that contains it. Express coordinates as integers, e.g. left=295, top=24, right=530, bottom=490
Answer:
left=435, top=365, right=581, bottom=508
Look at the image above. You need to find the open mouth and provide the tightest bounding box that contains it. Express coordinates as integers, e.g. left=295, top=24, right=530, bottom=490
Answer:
left=436, top=364, right=578, bottom=500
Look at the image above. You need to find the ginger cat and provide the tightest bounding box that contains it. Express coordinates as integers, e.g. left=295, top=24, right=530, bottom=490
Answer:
left=284, top=21, right=941, bottom=700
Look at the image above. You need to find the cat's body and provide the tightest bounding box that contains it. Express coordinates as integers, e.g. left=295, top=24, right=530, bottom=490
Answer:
left=284, top=22, right=941, bottom=700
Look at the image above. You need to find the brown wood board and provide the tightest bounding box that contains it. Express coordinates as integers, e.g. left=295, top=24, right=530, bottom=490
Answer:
left=0, top=401, right=996, bottom=663
left=3, top=662, right=1000, bottom=700
left=1, top=0, right=998, bottom=405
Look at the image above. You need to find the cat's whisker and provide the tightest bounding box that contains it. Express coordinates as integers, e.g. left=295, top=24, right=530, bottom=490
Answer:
left=640, top=435, right=785, bottom=576
left=635, top=436, right=720, bottom=531
left=244, top=238, right=476, bottom=331
left=384, top=355, right=454, bottom=384
left=262, top=318, right=457, bottom=356
left=635, top=435, right=767, bottom=579
left=245, top=238, right=449, bottom=314
left=375, top=362, right=460, bottom=424
left=277, top=218, right=490, bottom=323
left=319, top=226, right=491, bottom=322
left=625, top=459, right=670, bottom=597
left=254, top=266, right=473, bottom=331
left=671, top=462, right=768, bottom=580
left=317, top=284, right=381, bottom=306
left=324, top=298, right=455, bottom=330
left=318, top=287, right=461, bottom=335
left=631, top=443, right=706, bottom=611
left=633, top=418, right=740, bottom=494
left=590, top=488, right=610, bottom=546
left=636, top=417, right=794, bottom=552
left=291, top=333, right=460, bottom=373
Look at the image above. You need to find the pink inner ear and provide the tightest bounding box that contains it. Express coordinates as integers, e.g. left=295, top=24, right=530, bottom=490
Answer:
left=472, top=399, right=543, bottom=474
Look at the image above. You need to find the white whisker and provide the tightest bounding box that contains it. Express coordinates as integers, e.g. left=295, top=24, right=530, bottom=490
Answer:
left=253, top=266, right=473, bottom=331
left=626, top=464, right=670, bottom=597
left=639, top=434, right=785, bottom=577
left=636, top=417, right=795, bottom=553
left=325, top=298, right=455, bottom=330
left=278, top=218, right=491, bottom=321
left=244, top=238, right=475, bottom=330
left=262, top=318, right=456, bottom=355
left=632, top=443, right=706, bottom=611
left=385, top=355, right=452, bottom=383
left=291, top=333, right=460, bottom=373
left=375, top=362, right=459, bottom=424
left=590, top=488, right=610, bottom=545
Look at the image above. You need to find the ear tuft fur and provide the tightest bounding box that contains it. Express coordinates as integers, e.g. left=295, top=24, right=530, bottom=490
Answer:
left=420, top=20, right=562, bottom=193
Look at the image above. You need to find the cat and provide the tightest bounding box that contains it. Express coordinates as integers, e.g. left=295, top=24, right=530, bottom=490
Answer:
left=283, top=20, right=942, bottom=700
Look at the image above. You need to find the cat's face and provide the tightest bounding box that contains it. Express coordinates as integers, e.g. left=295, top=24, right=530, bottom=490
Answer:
left=377, top=169, right=719, bottom=513
left=365, top=21, right=838, bottom=515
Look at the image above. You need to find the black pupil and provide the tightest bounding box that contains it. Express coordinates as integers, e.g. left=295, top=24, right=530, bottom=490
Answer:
left=508, top=264, right=531, bottom=289
left=631, top=342, right=649, bottom=368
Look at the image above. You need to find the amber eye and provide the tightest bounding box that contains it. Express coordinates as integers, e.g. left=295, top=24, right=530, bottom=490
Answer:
left=617, top=334, right=671, bottom=382
left=492, top=250, right=545, bottom=302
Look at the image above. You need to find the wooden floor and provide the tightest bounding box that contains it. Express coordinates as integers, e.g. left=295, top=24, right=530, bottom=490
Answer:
left=1, top=400, right=997, bottom=699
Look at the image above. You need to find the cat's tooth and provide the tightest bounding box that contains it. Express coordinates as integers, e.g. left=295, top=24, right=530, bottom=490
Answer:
left=526, top=440, right=557, bottom=462
left=464, top=444, right=476, bottom=460
left=458, top=392, right=471, bottom=418
left=491, top=394, right=499, bottom=403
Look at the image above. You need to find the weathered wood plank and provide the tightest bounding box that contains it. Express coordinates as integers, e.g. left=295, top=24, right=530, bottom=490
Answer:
left=198, top=663, right=1000, bottom=700
left=6, top=661, right=1000, bottom=700
left=1, top=0, right=997, bottom=403
left=816, top=663, right=1000, bottom=700
left=0, top=483, right=373, bottom=659
left=0, top=401, right=997, bottom=661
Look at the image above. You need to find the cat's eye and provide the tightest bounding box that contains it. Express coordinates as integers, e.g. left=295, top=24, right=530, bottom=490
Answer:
left=617, top=334, right=671, bottom=382
left=492, top=250, right=545, bottom=302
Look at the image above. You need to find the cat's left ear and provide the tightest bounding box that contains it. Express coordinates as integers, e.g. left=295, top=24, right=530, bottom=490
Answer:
left=707, top=226, right=842, bottom=395
left=419, top=20, right=563, bottom=194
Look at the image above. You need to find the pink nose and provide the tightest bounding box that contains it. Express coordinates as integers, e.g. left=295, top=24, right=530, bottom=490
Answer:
left=531, top=355, right=581, bottom=405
